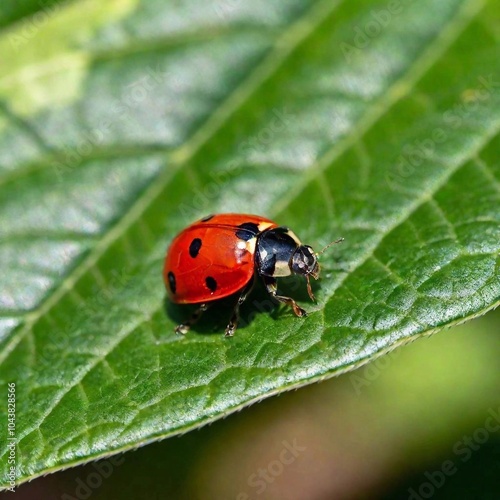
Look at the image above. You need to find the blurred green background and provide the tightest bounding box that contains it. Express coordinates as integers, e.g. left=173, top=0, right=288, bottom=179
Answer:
left=11, top=307, right=500, bottom=499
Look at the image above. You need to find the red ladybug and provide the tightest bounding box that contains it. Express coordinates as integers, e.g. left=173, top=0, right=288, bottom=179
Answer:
left=164, top=213, right=337, bottom=336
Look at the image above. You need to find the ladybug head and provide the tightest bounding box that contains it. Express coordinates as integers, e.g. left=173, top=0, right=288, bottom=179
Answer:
left=291, top=244, right=319, bottom=302
left=291, top=245, right=319, bottom=279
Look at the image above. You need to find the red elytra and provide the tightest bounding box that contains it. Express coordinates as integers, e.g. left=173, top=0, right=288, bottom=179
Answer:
left=164, top=213, right=336, bottom=337
left=165, top=214, right=276, bottom=304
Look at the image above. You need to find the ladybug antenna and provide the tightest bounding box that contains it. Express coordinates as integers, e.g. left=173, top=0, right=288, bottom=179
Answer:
left=317, top=237, right=344, bottom=256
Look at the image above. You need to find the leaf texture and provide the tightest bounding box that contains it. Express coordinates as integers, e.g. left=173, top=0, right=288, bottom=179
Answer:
left=0, top=0, right=499, bottom=485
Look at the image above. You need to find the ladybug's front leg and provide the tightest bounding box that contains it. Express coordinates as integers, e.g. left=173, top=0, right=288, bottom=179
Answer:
left=175, top=303, right=209, bottom=335
left=225, top=277, right=255, bottom=337
left=262, top=276, right=307, bottom=318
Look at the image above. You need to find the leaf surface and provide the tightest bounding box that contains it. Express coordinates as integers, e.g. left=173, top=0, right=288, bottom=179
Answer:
left=0, top=0, right=499, bottom=485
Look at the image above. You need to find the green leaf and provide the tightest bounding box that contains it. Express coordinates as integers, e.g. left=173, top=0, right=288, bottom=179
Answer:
left=0, top=0, right=499, bottom=486
left=0, top=0, right=73, bottom=29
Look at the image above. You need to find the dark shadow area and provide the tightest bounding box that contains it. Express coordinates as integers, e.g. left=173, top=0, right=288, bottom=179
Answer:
left=163, top=274, right=319, bottom=336
left=382, top=436, right=500, bottom=500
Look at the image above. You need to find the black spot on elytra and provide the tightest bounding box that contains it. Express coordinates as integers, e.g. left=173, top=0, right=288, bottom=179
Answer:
left=200, top=214, right=214, bottom=222
left=189, top=238, right=202, bottom=258
left=205, top=276, right=217, bottom=292
left=236, top=222, right=260, bottom=241
left=167, top=271, right=176, bottom=294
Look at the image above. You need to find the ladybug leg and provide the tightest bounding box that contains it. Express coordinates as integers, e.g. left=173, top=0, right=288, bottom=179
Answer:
left=175, top=303, right=209, bottom=335
left=225, top=277, right=255, bottom=337
left=306, top=275, right=315, bottom=302
left=263, top=276, right=307, bottom=318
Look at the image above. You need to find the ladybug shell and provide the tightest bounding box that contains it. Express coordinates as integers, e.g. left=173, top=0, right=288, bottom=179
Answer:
left=164, top=214, right=277, bottom=304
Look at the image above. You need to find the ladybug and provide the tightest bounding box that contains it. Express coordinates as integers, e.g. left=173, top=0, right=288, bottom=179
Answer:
left=164, top=213, right=340, bottom=337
